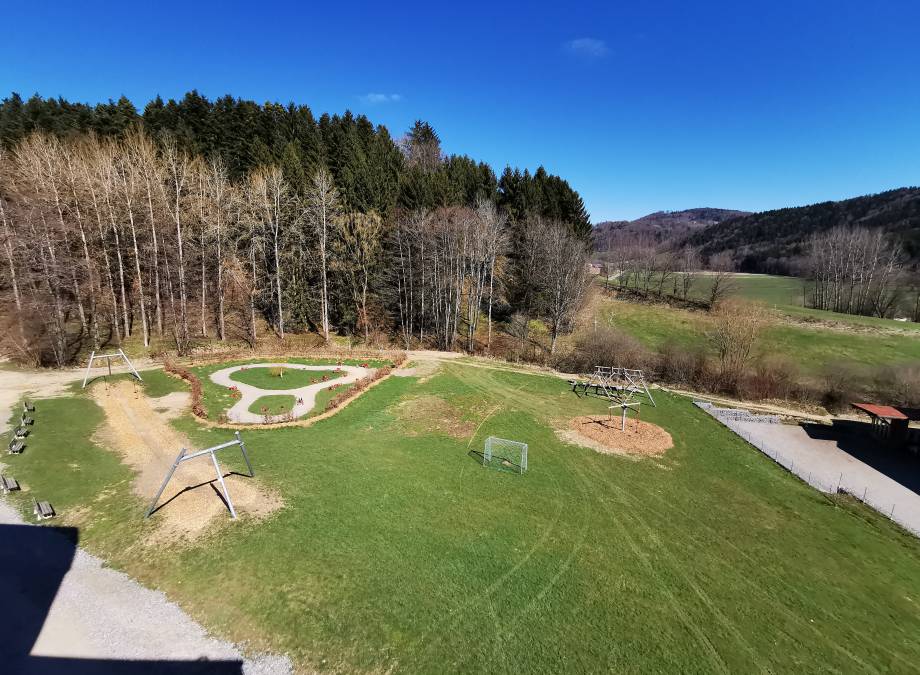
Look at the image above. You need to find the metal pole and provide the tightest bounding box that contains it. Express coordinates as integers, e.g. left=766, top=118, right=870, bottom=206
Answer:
left=145, top=448, right=188, bottom=518
left=82, top=351, right=96, bottom=388
left=236, top=431, right=254, bottom=477
left=120, top=348, right=142, bottom=381
left=211, top=450, right=237, bottom=519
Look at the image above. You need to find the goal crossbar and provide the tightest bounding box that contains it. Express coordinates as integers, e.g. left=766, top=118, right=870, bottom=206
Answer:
left=82, top=349, right=142, bottom=388
left=145, top=431, right=254, bottom=519
left=483, top=436, right=528, bottom=474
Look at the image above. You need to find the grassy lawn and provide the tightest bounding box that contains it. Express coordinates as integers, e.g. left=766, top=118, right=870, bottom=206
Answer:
left=192, top=357, right=391, bottom=420
left=6, top=359, right=920, bottom=672
left=598, top=298, right=920, bottom=375
left=604, top=273, right=920, bottom=331
left=230, top=367, right=343, bottom=390
left=248, top=394, right=298, bottom=416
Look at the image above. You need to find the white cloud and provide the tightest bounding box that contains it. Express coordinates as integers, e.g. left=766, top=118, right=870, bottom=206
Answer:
left=565, top=37, right=609, bottom=59
left=359, top=93, right=402, bottom=104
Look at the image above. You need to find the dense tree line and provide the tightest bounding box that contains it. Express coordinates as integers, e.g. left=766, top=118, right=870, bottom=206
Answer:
left=0, top=92, right=589, bottom=228
left=0, top=92, right=592, bottom=365
left=687, top=188, right=920, bottom=275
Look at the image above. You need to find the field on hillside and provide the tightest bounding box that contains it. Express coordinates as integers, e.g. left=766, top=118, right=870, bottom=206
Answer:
left=600, top=272, right=920, bottom=329
left=5, top=360, right=920, bottom=672
left=595, top=297, right=920, bottom=376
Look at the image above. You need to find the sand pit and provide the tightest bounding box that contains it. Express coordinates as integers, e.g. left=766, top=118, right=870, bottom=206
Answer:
left=563, top=415, right=673, bottom=457
left=90, top=381, right=282, bottom=543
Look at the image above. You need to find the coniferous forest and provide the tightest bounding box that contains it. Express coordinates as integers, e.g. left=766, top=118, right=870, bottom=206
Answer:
left=0, top=92, right=592, bottom=365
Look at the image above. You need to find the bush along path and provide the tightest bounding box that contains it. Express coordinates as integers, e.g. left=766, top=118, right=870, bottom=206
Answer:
left=209, top=363, right=372, bottom=423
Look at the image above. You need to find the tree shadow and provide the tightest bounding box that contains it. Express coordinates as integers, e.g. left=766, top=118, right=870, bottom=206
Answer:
left=0, top=522, right=243, bottom=673
left=801, top=419, right=920, bottom=495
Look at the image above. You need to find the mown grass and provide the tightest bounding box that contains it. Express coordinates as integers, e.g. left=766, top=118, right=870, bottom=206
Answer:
left=603, top=272, right=920, bottom=331
left=192, top=357, right=390, bottom=420
left=230, top=367, right=343, bottom=390
left=248, top=394, right=298, bottom=416
left=598, top=298, right=920, bottom=375
left=7, top=360, right=920, bottom=672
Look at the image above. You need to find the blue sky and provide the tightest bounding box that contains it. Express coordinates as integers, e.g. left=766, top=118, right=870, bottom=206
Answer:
left=2, top=1, right=919, bottom=221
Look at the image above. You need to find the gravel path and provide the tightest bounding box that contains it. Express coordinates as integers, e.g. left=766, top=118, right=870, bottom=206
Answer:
left=210, top=362, right=371, bottom=423
left=0, top=499, right=291, bottom=673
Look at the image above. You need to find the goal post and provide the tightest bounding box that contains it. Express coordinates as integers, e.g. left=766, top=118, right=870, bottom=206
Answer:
left=483, top=436, right=528, bottom=474
left=82, top=349, right=142, bottom=388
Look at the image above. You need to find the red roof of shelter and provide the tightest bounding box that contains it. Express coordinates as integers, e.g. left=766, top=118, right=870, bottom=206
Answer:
left=852, top=402, right=909, bottom=420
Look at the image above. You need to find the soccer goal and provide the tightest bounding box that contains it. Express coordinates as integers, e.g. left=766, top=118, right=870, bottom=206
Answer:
left=483, top=436, right=528, bottom=474
left=81, top=349, right=142, bottom=388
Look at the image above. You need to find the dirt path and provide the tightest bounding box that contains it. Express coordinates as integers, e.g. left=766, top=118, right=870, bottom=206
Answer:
left=0, top=358, right=160, bottom=433
left=210, top=362, right=371, bottom=423
left=90, top=381, right=282, bottom=542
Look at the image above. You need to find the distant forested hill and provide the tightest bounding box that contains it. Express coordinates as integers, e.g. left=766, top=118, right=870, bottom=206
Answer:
left=688, top=188, right=920, bottom=274
left=593, top=208, right=749, bottom=250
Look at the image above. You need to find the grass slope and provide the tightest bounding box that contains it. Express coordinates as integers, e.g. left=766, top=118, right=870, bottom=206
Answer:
left=6, top=361, right=920, bottom=672
left=599, top=298, right=920, bottom=374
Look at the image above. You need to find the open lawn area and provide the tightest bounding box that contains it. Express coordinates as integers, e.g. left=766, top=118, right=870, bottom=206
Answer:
left=191, top=357, right=391, bottom=420
left=230, top=367, right=344, bottom=390
left=597, top=297, right=920, bottom=375
left=4, top=360, right=920, bottom=672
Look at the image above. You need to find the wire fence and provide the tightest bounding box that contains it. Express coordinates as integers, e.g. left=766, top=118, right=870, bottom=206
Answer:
left=694, top=401, right=920, bottom=538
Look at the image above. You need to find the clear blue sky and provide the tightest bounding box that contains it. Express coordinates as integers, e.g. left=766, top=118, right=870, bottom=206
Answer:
left=2, top=1, right=919, bottom=221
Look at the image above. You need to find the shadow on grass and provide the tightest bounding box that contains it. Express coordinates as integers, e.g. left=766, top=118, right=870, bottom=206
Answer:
left=467, top=449, right=524, bottom=475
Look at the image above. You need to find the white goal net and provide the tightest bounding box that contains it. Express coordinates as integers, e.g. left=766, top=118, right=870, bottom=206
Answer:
left=483, top=436, right=528, bottom=474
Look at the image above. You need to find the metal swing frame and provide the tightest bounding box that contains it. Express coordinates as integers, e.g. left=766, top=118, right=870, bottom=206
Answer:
left=82, top=349, right=143, bottom=388
left=145, top=432, right=254, bottom=519
left=584, top=366, right=656, bottom=406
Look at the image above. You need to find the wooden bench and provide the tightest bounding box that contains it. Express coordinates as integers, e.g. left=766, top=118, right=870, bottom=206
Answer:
left=8, top=440, right=24, bottom=454
left=20, top=414, right=33, bottom=426
left=13, top=426, right=28, bottom=439
left=0, top=475, right=19, bottom=493
left=34, top=500, right=55, bottom=520
left=23, top=401, right=35, bottom=412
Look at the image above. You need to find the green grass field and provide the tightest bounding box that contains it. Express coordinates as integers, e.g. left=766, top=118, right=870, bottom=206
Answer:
left=603, top=272, right=920, bottom=332
left=192, top=357, right=390, bottom=420
left=230, top=367, right=343, bottom=390
left=598, top=297, right=920, bottom=375
left=248, top=394, right=298, bottom=415
left=4, top=360, right=920, bottom=672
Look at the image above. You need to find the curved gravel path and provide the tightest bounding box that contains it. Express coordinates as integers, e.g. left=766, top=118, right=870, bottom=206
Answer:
left=210, top=363, right=371, bottom=423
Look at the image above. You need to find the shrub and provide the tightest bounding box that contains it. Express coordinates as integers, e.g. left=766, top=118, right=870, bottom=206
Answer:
left=557, top=326, right=649, bottom=374
left=163, top=360, right=207, bottom=418
left=324, top=366, right=393, bottom=413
